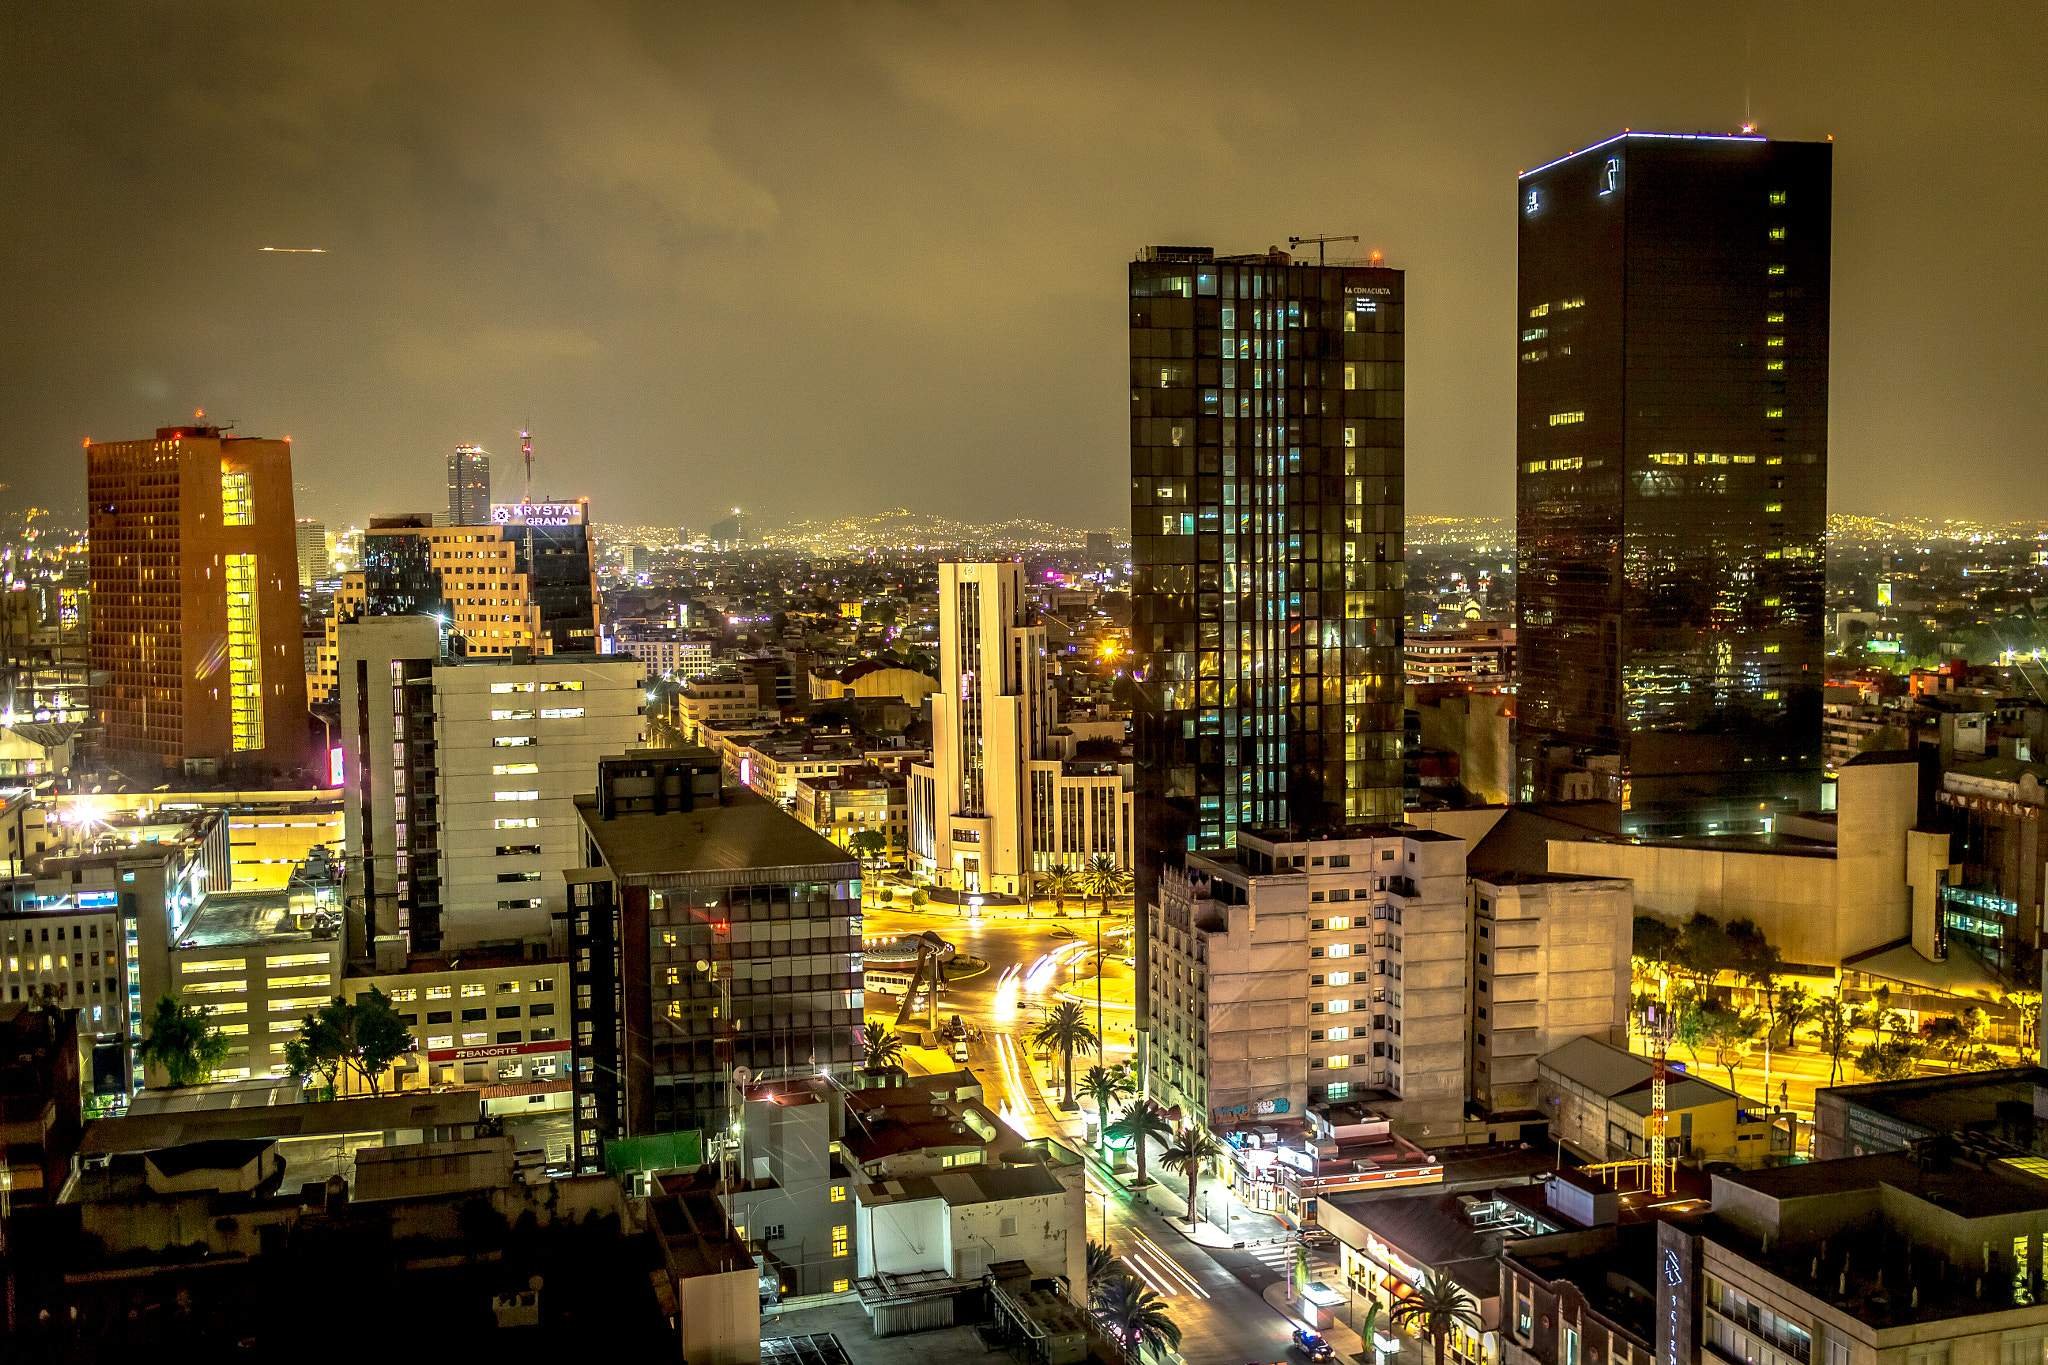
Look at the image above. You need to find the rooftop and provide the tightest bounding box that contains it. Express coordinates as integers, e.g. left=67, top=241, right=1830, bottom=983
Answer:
left=177, top=890, right=340, bottom=951
left=578, top=788, right=857, bottom=881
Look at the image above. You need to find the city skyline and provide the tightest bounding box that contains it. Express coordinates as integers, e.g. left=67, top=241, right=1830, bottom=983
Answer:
left=3, top=4, right=2044, bottom=528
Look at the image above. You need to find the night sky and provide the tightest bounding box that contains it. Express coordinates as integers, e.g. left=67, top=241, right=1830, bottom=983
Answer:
left=3, top=3, right=2042, bottom=528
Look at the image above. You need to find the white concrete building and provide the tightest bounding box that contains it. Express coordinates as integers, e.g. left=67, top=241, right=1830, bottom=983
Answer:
left=340, top=617, right=647, bottom=954
left=1148, top=825, right=1473, bottom=1131
left=1467, top=872, right=1633, bottom=1113
left=910, top=562, right=1132, bottom=894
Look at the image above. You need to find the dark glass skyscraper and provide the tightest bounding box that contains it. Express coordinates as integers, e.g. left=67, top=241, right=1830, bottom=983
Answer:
left=1129, top=244, right=1406, bottom=1043
left=1515, top=133, right=1830, bottom=835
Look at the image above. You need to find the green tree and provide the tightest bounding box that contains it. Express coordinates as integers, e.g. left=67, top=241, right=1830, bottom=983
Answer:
left=1033, top=1000, right=1099, bottom=1104
left=861, top=1022, right=905, bottom=1073
left=1632, top=915, right=1681, bottom=997
left=1080, top=1063, right=1134, bottom=1145
left=1079, top=854, right=1131, bottom=917
left=1041, top=866, right=1081, bottom=917
left=1160, top=1123, right=1225, bottom=1229
left=1856, top=1037, right=1924, bottom=1082
left=1108, top=1097, right=1171, bottom=1187
left=284, top=989, right=416, bottom=1096
left=1703, top=1005, right=1765, bottom=1094
left=1815, top=990, right=1854, bottom=1085
left=1389, top=1269, right=1483, bottom=1365
left=1091, top=1270, right=1182, bottom=1360
left=137, top=994, right=230, bottom=1088
left=846, top=829, right=888, bottom=865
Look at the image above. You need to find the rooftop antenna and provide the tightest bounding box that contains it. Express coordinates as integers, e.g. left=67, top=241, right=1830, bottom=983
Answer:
left=520, top=424, right=534, bottom=501
left=1287, top=233, right=1360, bottom=266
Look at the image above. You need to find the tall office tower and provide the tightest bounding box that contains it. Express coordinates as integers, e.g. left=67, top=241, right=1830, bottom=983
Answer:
left=338, top=615, right=647, bottom=954
left=908, top=561, right=1132, bottom=892
left=1129, top=245, right=1406, bottom=1067
left=1515, top=132, right=1831, bottom=834
left=87, top=425, right=308, bottom=775
left=446, top=444, right=492, bottom=526
left=295, top=517, right=330, bottom=589
left=570, top=751, right=862, bottom=1167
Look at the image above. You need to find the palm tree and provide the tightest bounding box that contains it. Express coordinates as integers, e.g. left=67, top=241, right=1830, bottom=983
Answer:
left=1160, top=1123, right=1225, bottom=1228
left=1080, top=1064, right=1134, bottom=1145
left=1389, top=1270, right=1483, bottom=1365
left=1107, top=1097, right=1171, bottom=1187
left=1091, top=1270, right=1182, bottom=1361
left=1034, top=1000, right=1099, bottom=1105
left=1087, top=1239, right=1118, bottom=1282
left=1080, top=854, right=1131, bottom=917
left=1041, top=866, right=1081, bottom=918
left=861, top=1022, right=905, bottom=1073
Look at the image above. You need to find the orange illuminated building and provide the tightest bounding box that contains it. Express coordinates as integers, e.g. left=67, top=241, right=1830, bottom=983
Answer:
left=86, top=424, right=308, bottom=775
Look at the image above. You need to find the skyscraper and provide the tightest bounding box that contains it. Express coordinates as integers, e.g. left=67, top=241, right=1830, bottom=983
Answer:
left=446, top=443, right=492, bottom=525
left=1515, top=132, right=1831, bottom=834
left=87, top=424, right=308, bottom=774
left=295, top=517, right=330, bottom=589
left=1129, top=244, right=1406, bottom=1064
left=907, top=561, right=1133, bottom=893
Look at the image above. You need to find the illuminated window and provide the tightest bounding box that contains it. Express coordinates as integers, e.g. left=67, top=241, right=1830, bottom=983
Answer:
left=220, top=469, right=254, bottom=526
left=832, top=1226, right=850, bottom=1258
left=225, top=553, right=264, bottom=751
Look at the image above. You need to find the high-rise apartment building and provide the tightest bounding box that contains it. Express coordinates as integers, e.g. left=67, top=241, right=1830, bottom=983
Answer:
left=338, top=616, right=647, bottom=954
left=908, top=562, right=1131, bottom=893
left=446, top=444, right=492, bottom=526
left=1515, top=132, right=1831, bottom=833
left=87, top=425, right=308, bottom=775
left=1129, top=245, right=1406, bottom=1068
left=295, top=517, right=330, bottom=589
left=308, top=501, right=600, bottom=703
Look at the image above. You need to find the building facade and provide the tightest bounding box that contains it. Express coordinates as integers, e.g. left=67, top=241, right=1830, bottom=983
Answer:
left=1130, top=245, right=1406, bottom=1072
left=1515, top=132, right=1832, bottom=834
left=87, top=425, right=308, bottom=775
left=1148, top=826, right=1470, bottom=1130
left=446, top=444, right=492, bottom=526
left=338, top=616, right=647, bottom=955
left=569, top=753, right=862, bottom=1169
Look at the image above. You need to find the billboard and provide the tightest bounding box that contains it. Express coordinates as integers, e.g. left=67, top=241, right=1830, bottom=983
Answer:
left=490, top=500, right=586, bottom=528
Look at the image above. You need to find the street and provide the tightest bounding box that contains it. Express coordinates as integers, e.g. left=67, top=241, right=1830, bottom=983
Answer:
left=860, top=897, right=1328, bottom=1365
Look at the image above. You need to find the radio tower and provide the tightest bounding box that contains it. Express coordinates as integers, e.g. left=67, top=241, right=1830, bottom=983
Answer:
left=520, top=425, right=534, bottom=501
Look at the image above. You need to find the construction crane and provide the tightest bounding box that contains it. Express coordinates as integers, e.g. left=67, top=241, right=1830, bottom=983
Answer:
left=1287, top=233, right=1359, bottom=265
left=1645, top=996, right=1672, bottom=1197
